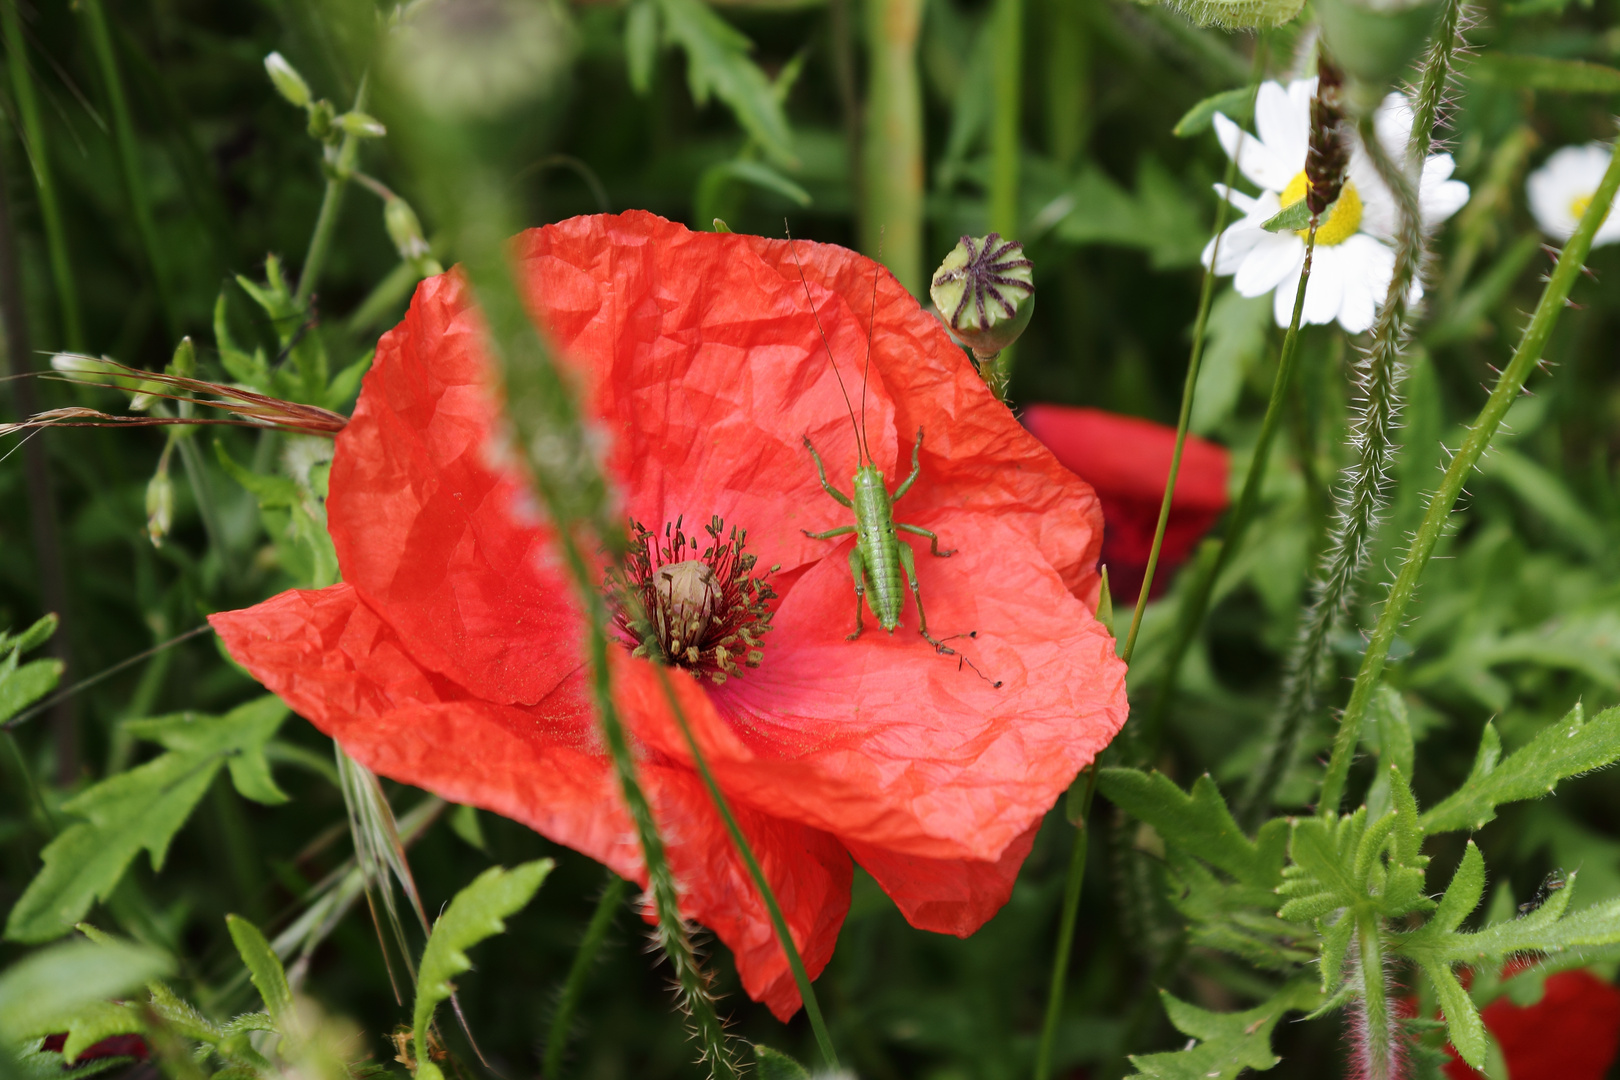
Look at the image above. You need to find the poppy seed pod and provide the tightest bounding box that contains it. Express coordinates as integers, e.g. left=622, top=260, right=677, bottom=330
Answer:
left=929, top=234, right=1035, bottom=362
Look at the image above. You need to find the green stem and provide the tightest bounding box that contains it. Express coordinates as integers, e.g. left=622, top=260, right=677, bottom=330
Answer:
left=1139, top=220, right=1318, bottom=760
left=543, top=872, right=631, bottom=1080
left=1317, top=132, right=1620, bottom=814
left=295, top=80, right=369, bottom=309
left=1031, top=46, right=1268, bottom=1080
left=1354, top=909, right=1396, bottom=1080
left=862, top=0, right=924, bottom=293
left=655, top=669, right=840, bottom=1069
left=985, top=0, right=1023, bottom=391
left=78, top=0, right=175, bottom=337
left=3, top=0, right=82, bottom=350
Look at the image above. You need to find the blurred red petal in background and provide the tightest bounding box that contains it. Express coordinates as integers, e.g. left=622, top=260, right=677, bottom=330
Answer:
left=1443, top=969, right=1620, bottom=1080
left=1022, top=404, right=1229, bottom=603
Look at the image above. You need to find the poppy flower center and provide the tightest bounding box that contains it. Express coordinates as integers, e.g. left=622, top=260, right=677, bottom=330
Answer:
left=1280, top=170, right=1363, bottom=246
left=611, top=515, right=777, bottom=684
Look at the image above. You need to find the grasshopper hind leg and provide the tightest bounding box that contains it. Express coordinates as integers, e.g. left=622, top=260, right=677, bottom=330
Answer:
left=896, top=543, right=953, bottom=655
left=846, top=546, right=868, bottom=641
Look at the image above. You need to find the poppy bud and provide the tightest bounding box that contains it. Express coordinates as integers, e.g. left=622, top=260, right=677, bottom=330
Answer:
left=1305, top=54, right=1349, bottom=215
left=146, top=447, right=174, bottom=548
left=264, top=51, right=312, bottom=109
left=929, top=234, right=1035, bottom=363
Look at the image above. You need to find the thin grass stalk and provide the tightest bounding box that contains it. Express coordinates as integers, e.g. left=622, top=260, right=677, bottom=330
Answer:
left=985, top=0, right=1022, bottom=391
left=1138, top=222, right=1321, bottom=760
left=1031, top=48, right=1267, bottom=1080
left=544, top=872, right=631, bottom=1080
left=295, top=80, right=369, bottom=309
left=1317, top=131, right=1620, bottom=814
left=654, top=667, right=840, bottom=1070
left=78, top=0, right=176, bottom=336
left=3, top=0, right=83, bottom=350
left=862, top=0, right=924, bottom=293
left=1241, top=107, right=1435, bottom=825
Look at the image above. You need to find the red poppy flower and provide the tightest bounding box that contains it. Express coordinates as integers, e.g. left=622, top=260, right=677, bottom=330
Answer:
left=1021, top=405, right=1229, bottom=602
left=1443, top=969, right=1620, bottom=1080
left=210, top=211, right=1128, bottom=1019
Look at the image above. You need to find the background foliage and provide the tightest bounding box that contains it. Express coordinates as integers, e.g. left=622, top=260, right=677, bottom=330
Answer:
left=4, top=0, right=1620, bottom=1076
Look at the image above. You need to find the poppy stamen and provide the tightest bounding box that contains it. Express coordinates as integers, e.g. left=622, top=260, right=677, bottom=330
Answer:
left=612, top=515, right=777, bottom=684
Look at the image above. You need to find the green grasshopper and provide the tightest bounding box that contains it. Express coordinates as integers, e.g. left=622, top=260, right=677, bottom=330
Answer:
left=788, top=240, right=957, bottom=654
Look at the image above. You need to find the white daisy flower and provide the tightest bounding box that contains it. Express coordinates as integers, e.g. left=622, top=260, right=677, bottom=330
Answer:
left=1526, top=143, right=1620, bottom=247
left=1201, top=78, right=1471, bottom=334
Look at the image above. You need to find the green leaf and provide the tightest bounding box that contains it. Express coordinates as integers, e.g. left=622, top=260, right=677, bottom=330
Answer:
left=1422, top=703, right=1620, bottom=835
left=715, top=160, right=811, bottom=206
left=1128, top=981, right=1319, bottom=1078
left=1473, top=54, right=1620, bottom=93
left=1364, top=688, right=1416, bottom=821
left=226, top=915, right=294, bottom=1030
left=59, top=1002, right=143, bottom=1065
left=448, top=804, right=488, bottom=853
left=1147, top=0, right=1305, bottom=28
left=1191, top=290, right=1270, bottom=434
left=11, top=614, right=59, bottom=657
left=1433, top=842, right=1486, bottom=936
left=1261, top=199, right=1317, bottom=233
left=5, top=698, right=288, bottom=943
left=1424, top=960, right=1488, bottom=1068
left=413, top=861, right=553, bottom=1080
left=753, top=1044, right=812, bottom=1080
left=656, top=0, right=795, bottom=165
left=1173, top=86, right=1254, bottom=137
left=1097, top=769, right=1286, bottom=888
left=1164, top=849, right=1315, bottom=972
left=0, top=940, right=172, bottom=1043
left=0, top=658, right=64, bottom=727
left=625, top=0, right=659, bottom=95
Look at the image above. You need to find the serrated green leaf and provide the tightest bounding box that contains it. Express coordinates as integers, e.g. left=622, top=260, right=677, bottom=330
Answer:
left=1473, top=53, right=1620, bottom=93
left=1319, top=912, right=1355, bottom=992
left=1422, top=703, right=1620, bottom=835
left=1173, top=86, right=1254, bottom=137
left=656, top=0, right=795, bottom=165
left=0, top=658, right=64, bottom=726
left=148, top=980, right=222, bottom=1043
left=1432, top=842, right=1485, bottom=935
left=753, top=1044, right=812, bottom=1080
left=227, top=915, right=294, bottom=1030
left=59, top=1001, right=143, bottom=1064
left=5, top=698, right=288, bottom=942
left=413, top=861, right=553, bottom=1080
left=0, top=940, right=171, bottom=1043
left=1165, top=849, right=1314, bottom=972
left=1424, top=961, right=1487, bottom=1068
left=1097, top=769, right=1284, bottom=888
left=1128, top=981, right=1319, bottom=1078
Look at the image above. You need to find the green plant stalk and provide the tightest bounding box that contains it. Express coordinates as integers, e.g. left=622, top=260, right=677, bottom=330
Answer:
left=1241, top=109, right=1431, bottom=825
left=295, top=80, right=369, bottom=308
left=862, top=0, right=924, bottom=293
left=543, top=872, right=631, bottom=1080
left=1354, top=910, right=1396, bottom=1080
left=78, top=0, right=175, bottom=336
left=1137, top=229, right=1320, bottom=761
left=1317, top=133, right=1620, bottom=815
left=655, top=668, right=840, bottom=1070
left=1032, top=48, right=1266, bottom=1080
left=4, top=0, right=83, bottom=350
left=985, top=0, right=1023, bottom=392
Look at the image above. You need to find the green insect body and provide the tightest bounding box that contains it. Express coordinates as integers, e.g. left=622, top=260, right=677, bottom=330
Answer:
left=802, top=427, right=956, bottom=650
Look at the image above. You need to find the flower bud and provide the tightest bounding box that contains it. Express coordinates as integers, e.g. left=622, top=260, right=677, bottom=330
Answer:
left=384, top=196, right=442, bottom=273
left=929, top=234, right=1035, bottom=361
left=337, top=111, right=388, bottom=139
left=264, top=52, right=312, bottom=109
left=146, top=448, right=174, bottom=548
left=306, top=100, right=336, bottom=143
left=167, top=336, right=197, bottom=379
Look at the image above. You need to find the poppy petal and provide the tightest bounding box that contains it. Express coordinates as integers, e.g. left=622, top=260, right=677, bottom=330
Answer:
left=209, top=586, right=851, bottom=1020
left=843, top=821, right=1040, bottom=936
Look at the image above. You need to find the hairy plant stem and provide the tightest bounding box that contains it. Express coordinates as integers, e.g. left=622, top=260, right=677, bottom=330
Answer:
left=1354, top=909, right=1399, bottom=1080
left=544, top=872, right=631, bottom=1080
left=295, top=80, right=369, bottom=309
left=862, top=0, right=924, bottom=293
left=1317, top=131, right=1620, bottom=814
left=655, top=668, right=841, bottom=1070
left=1241, top=112, right=1430, bottom=826
left=3, top=0, right=82, bottom=350
left=79, top=0, right=175, bottom=337
left=1032, top=43, right=1268, bottom=1080
left=1138, top=222, right=1320, bottom=759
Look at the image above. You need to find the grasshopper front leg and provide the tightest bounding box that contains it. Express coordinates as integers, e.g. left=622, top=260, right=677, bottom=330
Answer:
left=893, top=427, right=925, bottom=501
left=804, top=435, right=854, bottom=507
left=896, top=542, right=952, bottom=654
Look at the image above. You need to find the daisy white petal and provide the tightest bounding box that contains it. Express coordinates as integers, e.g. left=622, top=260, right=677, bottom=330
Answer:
left=1214, top=111, right=1297, bottom=193
left=1255, top=80, right=1311, bottom=171
left=1236, top=233, right=1306, bottom=297
left=1302, top=245, right=1347, bottom=326
left=1528, top=143, right=1619, bottom=246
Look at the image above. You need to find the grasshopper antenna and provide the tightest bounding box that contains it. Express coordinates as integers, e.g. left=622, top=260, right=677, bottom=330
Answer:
left=859, top=227, right=881, bottom=467
left=786, top=220, right=868, bottom=465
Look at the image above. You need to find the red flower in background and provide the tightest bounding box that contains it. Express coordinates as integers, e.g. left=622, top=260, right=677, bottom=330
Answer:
left=1443, top=969, right=1620, bottom=1080
left=1021, top=405, right=1229, bottom=603
left=211, top=212, right=1128, bottom=1018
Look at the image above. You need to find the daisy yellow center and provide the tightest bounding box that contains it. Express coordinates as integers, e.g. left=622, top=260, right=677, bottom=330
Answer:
left=1279, top=171, right=1363, bottom=247
left=1569, top=192, right=1610, bottom=226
